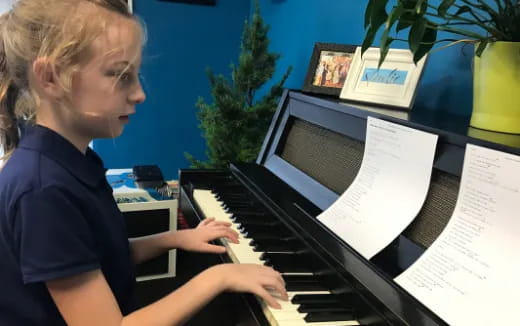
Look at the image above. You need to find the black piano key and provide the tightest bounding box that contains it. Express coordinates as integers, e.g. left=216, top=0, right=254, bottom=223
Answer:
left=291, top=294, right=341, bottom=304
left=236, top=219, right=281, bottom=227
left=212, top=188, right=244, bottom=195
left=215, top=193, right=248, bottom=200
left=231, top=214, right=275, bottom=224
left=283, top=274, right=318, bottom=283
left=250, top=238, right=305, bottom=252
left=233, top=217, right=279, bottom=228
left=242, top=225, right=292, bottom=239
left=260, top=252, right=312, bottom=273
left=219, top=197, right=249, bottom=203
left=246, top=234, right=288, bottom=242
left=223, top=202, right=256, bottom=210
left=304, top=311, right=356, bottom=323
left=286, top=282, right=327, bottom=292
left=297, top=302, right=355, bottom=313
left=283, top=274, right=329, bottom=292
left=242, top=223, right=291, bottom=239
left=229, top=210, right=268, bottom=217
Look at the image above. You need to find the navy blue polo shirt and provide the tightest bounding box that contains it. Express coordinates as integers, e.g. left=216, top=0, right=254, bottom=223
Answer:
left=0, top=124, right=136, bottom=325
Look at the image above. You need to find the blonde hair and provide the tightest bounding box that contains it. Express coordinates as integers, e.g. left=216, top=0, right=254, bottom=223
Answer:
left=0, top=0, right=142, bottom=161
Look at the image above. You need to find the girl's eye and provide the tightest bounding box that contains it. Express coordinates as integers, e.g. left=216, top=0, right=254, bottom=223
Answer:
left=119, top=73, right=132, bottom=84
left=109, top=71, right=135, bottom=87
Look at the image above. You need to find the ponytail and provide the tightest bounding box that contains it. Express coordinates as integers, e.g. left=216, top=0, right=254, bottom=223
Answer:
left=0, top=0, right=143, bottom=164
left=0, top=16, right=20, bottom=162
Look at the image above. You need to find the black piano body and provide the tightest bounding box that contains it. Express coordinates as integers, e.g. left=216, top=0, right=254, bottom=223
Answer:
left=177, top=90, right=520, bottom=326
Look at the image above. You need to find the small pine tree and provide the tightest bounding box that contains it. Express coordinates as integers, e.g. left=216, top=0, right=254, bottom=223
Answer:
left=185, top=2, right=292, bottom=169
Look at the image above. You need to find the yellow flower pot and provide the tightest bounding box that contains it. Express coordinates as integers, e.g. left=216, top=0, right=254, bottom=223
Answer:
left=471, top=41, right=520, bottom=134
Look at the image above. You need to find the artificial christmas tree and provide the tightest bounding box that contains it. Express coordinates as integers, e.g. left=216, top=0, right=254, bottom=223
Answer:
left=186, top=2, right=292, bottom=168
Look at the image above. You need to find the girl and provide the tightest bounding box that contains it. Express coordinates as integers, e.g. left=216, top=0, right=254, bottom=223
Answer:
left=0, top=0, right=287, bottom=325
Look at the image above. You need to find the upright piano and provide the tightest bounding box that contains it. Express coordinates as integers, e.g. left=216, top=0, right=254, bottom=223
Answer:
left=176, top=90, right=520, bottom=326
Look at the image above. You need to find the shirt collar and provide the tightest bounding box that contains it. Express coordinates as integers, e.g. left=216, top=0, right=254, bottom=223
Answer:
left=18, top=124, right=106, bottom=188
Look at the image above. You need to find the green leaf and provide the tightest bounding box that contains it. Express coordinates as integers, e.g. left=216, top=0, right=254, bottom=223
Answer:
left=386, top=4, right=404, bottom=29
left=369, top=0, right=389, bottom=31
left=454, top=5, right=471, bottom=16
left=362, top=0, right=388, bottom=57
left=396, top=3, right=416, bottom=33
left=378, top=37, right=395, bottom=67
left=379, top=4, right=403, bottom=56
left=415, top=0, right=427, bottom=15
left=401, top=0, right=416, bottom=10
left=475, top=40, right=489, bottom=57
left=413, top=27, right=437, bottom=64
left=438, top=0, right=456, bottom=17
left=365, top=0, right=376, bottom=29
left=396, top=19, right=413, bottom=32
left=409, top=18, right=427, bottom=54
left=362, top=26, right=378, bottom=56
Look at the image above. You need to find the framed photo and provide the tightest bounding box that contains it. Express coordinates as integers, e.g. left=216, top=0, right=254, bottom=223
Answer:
left=340, top=47, right=427, bottom=109
left=302, top=43, right=357, bottom=97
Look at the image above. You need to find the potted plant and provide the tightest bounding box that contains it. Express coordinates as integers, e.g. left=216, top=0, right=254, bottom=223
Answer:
left=362, top=0, right=520, bottom=134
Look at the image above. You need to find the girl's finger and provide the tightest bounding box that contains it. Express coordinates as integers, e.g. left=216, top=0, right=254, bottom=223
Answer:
left=260, top=267, right=286, bottom=288
left=261, top=276, right=288, bottom=302
left=212, top=229, right=239, bottom=243
left=201, top=217, right=215, bottom=226
left=214, top=226, right=239, bottom=237
left=210, top=220, right=232, bottom=227
left=200, top=243, right=227, bottom=254
left=253, top=286, right=282, bottom=310
left=225, top=229, right=240, bottom=242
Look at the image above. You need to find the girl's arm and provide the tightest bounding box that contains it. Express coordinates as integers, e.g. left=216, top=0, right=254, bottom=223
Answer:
left=47, top=264, right=287, bottom=326
left=129, top=218, right=238, bottom=264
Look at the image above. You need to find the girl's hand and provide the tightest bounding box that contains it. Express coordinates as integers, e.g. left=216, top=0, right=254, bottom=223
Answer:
left=211, top=263, right=288, bottom=309
left=173, top=218, right=239, bottom=253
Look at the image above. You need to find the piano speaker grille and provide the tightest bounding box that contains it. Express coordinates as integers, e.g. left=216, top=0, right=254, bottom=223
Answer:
left=280, top=119, right=364, bottom=194
left=280, top=118, right=460, bottom=249
left=403, top=171, right=459, bottom=248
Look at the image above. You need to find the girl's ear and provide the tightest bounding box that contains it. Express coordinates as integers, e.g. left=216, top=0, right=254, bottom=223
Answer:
left=31, top=57, right=65, bottom=99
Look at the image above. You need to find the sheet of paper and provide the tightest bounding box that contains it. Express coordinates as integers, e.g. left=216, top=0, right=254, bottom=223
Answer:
left=317, top=117, right=438, bottom=259
left=395, top=144, right=520, bottom=326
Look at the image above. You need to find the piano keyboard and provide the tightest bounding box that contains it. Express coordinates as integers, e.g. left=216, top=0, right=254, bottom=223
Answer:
left=194, top=188, right=362, bottom=326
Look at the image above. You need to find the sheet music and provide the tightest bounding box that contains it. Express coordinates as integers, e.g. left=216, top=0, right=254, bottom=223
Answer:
left=395, top=144, right=520, bottom=326
left=317, top=117, right=438, bottom=259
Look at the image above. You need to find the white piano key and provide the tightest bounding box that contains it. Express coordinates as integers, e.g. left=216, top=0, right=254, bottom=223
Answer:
left=193, top=189, right=360, bottom=326
left=263, top=299, right=360, bottom=326
left=284, top=321, right=359, bottom=326
left=282, top=272, right=315, bottom=276
left=227, top=241, right=264, bottom=265
left=287, top=291, right=330, bottom=299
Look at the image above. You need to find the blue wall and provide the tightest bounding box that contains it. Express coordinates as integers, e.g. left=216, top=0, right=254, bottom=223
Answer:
left=94, top=0, right=251, bottom=179
left=257, top=0, right=474, bottom=116
left=95, top=0, right=476, bottom=179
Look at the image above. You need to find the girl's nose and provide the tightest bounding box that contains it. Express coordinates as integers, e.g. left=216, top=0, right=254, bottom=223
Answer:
left=130, top=81, right=146, bottom=104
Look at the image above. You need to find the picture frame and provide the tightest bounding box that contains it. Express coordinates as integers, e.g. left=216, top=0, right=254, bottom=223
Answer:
left=302, top=43, right=357, bottom=97
left=340, top=47, right=427, bottom=109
